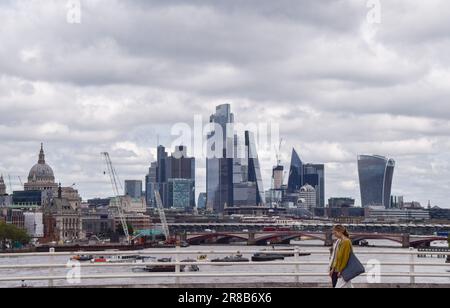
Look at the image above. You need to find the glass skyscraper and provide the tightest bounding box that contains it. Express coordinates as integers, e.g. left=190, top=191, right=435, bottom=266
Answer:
left=303, top=164, right=325, bottom=208
left=246, top=131, right=265, bottom=205
left=206, top=104, right=235, bottom=213
left=287, top=149, right=303, bottom=193
left=358, top=155, right=396, bottom=208
left=145, top=162, right=157, bottom=208
left=287, top=149, right=325, bottom=208
left=146, top=145, right=196, bottom=209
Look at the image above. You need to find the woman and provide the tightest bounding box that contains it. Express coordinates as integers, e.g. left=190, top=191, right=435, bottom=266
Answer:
left=329, top=225, right=353, bottom=288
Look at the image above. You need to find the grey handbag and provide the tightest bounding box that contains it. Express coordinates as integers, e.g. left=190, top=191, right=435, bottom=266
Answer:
left=341, top=251, right=365, bottom=282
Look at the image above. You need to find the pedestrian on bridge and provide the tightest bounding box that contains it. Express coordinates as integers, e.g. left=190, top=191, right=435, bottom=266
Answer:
left=329, top=225, right=354, bottom=288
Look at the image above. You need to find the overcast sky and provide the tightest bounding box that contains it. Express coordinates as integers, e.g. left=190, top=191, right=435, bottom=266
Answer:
left=0, top=0, right=449, bottom=207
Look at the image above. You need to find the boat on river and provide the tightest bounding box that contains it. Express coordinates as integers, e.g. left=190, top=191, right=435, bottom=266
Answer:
left=132, top=258, right=199, bottom=273
left=211, top=254, right=249, bottom=263
left=252, top=253, right=285, bottom=262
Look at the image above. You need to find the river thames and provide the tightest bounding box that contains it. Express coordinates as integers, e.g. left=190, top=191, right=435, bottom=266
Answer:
left=0, top=240, right=449, bottom=288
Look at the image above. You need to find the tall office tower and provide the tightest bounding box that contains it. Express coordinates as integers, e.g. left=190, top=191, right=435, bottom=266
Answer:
left=156, top=146, right=169, bottom=207
left=157, top=146, right=168, bottom=184
left=303, top=164, right=325, bottom=208
left=145, top=162, right=158, bottom=207
left=287, top=149, right=303, bottom=193
left=167, top=145, right=196, bottom=209
left=169, top=146, right=195, bottom=180
left=245, top=131, right=265, bottom=205
left=124, top=180, right=143, bottom=199
left=206, top=104, right=236, bottom=213
left=358, top=155, right=396, bottom=208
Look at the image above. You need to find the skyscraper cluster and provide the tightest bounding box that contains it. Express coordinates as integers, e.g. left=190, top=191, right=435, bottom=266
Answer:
left=264, top=149, right=326, bottom=211
left=206, top=104, right=265, bottom=213
left=285, top=149, right=325, bottom=209
left=140, top=104, right=402, bottom=214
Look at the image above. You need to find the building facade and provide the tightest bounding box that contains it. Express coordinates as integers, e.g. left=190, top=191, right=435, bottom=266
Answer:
left=0, top=195, right=12, bottom=208
left=206, top=104, right=235, bottom=213
left=42, top=186, right=83, bottom=243
left=366, top=207, right=430, bottom=222
left=110, top=195, right=146, bottom=214
left=246, top=131, right=265, bottom=206
left=303, top=164, right=325, bottom=208
left=0, top=175, right=6, bottom=195
left=125, top=180, right=143, bottom=199
left=83, top=211, right=114, bottom=237
left=23, top=212, right=44, bottom=238
left=148, top=145, right=196, bottom=209
left=298, top=184, right=316, bottom=211
left=286, top=149, right=325, bottom=208
left=358, top=155, right=395, bottom=208
left=145, top=162, right=158, bottom=208
left=197, top=193, right=207, bottom=209
left=287, top=149, right=303, bottom=193
left=328, top=198, right=356, bottom=208
left=168, top=178, right=195, bottom=209
left=12, top=191, right=43, bottom=207
left=115, top=213, right=152, bottom=232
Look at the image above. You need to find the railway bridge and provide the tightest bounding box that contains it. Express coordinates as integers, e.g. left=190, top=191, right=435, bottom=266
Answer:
left=182, top=231, right=447, bottom=248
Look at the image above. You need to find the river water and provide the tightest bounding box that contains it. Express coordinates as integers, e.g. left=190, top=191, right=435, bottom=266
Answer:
left=0, top=240, right=449, bottom=288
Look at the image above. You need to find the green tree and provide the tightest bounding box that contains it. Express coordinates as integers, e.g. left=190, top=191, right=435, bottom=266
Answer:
left=0, top=221, right=31, bottom=251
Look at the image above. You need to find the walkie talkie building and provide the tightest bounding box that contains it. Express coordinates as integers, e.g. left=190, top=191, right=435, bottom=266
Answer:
left=358, top=155, right=396, bottom=208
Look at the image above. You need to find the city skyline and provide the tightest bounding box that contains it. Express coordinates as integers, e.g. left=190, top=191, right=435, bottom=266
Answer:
left=0, top=1, right=449, bottom=208
left=0, top=130, right=440, bottom=209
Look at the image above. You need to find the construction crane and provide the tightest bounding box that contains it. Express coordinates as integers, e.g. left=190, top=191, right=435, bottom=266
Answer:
left=7, top=175, right=13, bottom=195
left=154, top=190, right=174, bottom=244
left=274, top=137, right=284, bottom=166
left=101, top=152, right=130, bottom=244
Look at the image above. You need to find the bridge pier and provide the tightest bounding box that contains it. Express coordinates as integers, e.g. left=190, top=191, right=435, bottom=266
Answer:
left=247, top=233, right=256, bottom=246
left=179, top=233, right=187, bottom=242
left=402, top=234, right=411, bottom=248
left=324, top=231, right=333, bottom=247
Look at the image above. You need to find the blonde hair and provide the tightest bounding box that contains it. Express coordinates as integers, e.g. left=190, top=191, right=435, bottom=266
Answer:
left=333, top=225, right=350, bottom=238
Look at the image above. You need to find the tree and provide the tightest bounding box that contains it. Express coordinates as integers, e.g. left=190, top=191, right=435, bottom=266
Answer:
left=0, top=221, right=31, bottom=251
left=0, top=222, right=8, bottom=250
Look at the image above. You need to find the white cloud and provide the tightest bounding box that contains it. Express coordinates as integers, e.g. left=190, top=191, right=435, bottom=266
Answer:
left=0, top=0, right=449, bottom=207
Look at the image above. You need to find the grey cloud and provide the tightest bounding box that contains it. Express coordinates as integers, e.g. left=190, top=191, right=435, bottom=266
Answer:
left=0, top=0, right=449, bottom=207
